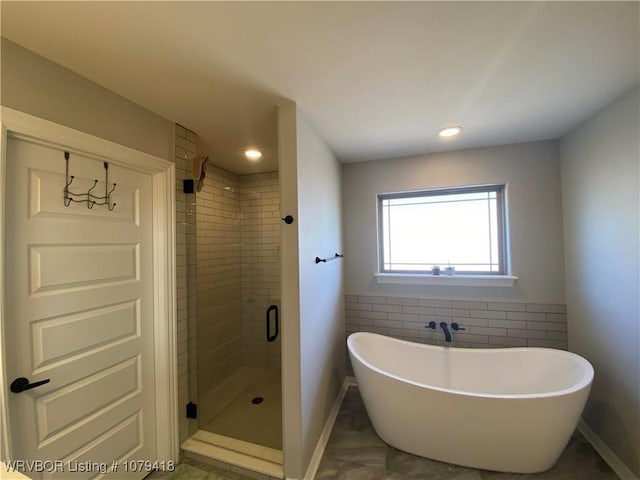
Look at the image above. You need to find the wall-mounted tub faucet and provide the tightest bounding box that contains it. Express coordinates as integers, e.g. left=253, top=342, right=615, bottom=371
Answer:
left=425, top=321, right=454, bottom=343
left=439, top=322, right=452, bottom=342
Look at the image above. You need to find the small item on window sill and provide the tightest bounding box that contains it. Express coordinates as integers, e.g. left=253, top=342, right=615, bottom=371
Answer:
left=444, top=265, right=456, bottom=276
left=431, top=265, right=441, bottom=276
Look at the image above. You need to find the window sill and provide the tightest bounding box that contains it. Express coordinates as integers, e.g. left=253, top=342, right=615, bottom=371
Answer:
left=374, top=273, right=518, bottom=287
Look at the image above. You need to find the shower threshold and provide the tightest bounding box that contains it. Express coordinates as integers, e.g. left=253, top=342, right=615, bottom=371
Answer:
left=182, top=430, right=283, bottom=479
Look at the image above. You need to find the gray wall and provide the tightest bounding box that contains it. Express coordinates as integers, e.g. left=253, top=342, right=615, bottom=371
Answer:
left=1, top=38, right=174, bottom=161
left=342, top=140, right=565, bottom=303
left=560, top=85, right=640, bottom=477
left=279, top=102, right=345, bottom=479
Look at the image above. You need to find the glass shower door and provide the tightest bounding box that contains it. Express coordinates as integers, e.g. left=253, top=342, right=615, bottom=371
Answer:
left=195, top=171, right=282, bottom=451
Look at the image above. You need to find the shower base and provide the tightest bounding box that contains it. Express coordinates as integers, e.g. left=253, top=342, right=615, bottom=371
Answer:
left=182, top=367, right=283, bottom=478
left=204, top=368, right=282, bottom=450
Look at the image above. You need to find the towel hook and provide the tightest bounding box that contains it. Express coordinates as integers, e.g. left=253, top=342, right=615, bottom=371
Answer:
left=315, top=253, right=344, bottom=264
left=63, top=151, right=117, bottom=211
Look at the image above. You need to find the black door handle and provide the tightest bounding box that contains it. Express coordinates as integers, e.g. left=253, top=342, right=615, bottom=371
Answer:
left=266, top=305, right=279, bottom=342
left=10, top=377, right=50, bottom=393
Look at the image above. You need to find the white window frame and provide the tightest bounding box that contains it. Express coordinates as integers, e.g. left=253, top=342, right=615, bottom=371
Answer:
left=375, top=184, right=517, bottom=287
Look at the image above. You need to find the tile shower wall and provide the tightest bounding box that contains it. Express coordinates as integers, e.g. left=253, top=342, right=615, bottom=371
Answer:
left=345, top=295, right=568, bottom=351
left=175, top=124, right=198, bottom=443
left=239, top=173, right=281, bottom=370
left=195, top=166, right=244, bottom=402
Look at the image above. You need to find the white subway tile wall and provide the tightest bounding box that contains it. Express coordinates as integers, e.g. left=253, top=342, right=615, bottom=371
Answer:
left=345, top=295, right=567, bottom=353
left=195, top=165, right=244, bottom=419
left=239, top=173, right=281, bottom=370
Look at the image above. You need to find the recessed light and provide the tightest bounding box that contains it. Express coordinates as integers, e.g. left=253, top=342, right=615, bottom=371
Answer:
left=245, top=149, right=262, bottom=161
left=438, top=126, right=462, bottom=138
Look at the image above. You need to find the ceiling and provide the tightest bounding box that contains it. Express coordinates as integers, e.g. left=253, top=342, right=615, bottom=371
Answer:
left=1, top=1, right=639, bottom=174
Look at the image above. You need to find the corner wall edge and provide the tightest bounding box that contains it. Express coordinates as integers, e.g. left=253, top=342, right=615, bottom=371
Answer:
left=578, top=419, right=639, bottom=480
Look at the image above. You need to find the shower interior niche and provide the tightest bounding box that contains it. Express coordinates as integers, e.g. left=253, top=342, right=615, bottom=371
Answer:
left=184, top=161, right=283, bottom=475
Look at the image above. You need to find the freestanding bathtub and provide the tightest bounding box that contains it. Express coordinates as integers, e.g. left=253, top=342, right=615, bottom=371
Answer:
left=347, top=332, right=594, bottom=473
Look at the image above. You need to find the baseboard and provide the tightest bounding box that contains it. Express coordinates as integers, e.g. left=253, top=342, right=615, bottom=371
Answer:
left=295, top=377, right=352, bottom=480
left=578, top=419, right=639, bottom=480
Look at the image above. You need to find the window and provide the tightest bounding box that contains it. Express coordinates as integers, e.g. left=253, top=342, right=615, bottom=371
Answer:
left=378, top=184, right=507, bottom=275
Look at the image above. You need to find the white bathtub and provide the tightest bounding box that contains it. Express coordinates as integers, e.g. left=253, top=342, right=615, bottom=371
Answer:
left=347, top=332, right=594, bottom=473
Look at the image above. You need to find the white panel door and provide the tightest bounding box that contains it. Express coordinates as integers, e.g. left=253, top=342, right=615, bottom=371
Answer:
left=5, top=136, right=156, bottom=479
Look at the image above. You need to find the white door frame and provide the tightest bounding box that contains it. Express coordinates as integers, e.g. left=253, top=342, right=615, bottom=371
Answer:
left=0, top=107, right=178, bottom=464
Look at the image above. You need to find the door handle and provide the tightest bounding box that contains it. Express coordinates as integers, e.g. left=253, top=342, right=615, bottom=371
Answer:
left=266, top=305, right=279, bottom=342
left=10, top=377, right=50, bottom=393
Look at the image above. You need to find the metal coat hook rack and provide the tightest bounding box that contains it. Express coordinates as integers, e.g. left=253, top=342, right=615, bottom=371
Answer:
left=315, top=253, right=344, bottom=264
left=63, top=151, right=117, bottom=210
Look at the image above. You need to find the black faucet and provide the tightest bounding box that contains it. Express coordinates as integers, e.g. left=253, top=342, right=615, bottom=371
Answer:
left=425, top=321, right=453, bottom=343
left=439, top=322, right=452, bottom=342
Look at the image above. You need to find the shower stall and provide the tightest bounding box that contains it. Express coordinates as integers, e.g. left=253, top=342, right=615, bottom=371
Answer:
left=186, top=162, right=283, bottom=467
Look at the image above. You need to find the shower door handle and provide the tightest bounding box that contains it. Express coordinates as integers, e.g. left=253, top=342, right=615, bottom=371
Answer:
left=266, top=305, right=279, bottom=342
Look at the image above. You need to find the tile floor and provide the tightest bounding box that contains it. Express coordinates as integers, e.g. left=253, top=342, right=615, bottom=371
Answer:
left=315, top=386, right=620, bottom=480
left=145, top=456, right=257, bottom=480
left=151, top=385, right=620, bottom=480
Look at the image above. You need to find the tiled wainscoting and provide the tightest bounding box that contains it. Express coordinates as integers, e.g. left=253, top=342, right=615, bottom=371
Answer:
left=345, top=295, right=568, bottom=350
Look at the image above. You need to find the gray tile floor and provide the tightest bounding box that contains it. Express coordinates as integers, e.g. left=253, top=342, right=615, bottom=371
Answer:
left=150, top=385, right=619, bottom=480
left=145, top=456, right=257, bottom=480
left=315, top=386, right=620, bottom=480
